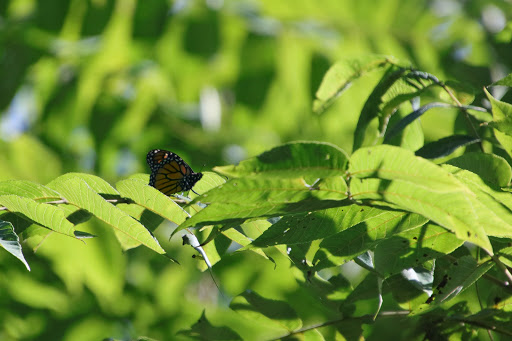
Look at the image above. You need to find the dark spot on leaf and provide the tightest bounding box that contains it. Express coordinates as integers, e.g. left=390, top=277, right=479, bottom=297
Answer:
left=438, top=290, right=443, bottom=294
left=402, top=240, right=407, bottom=244
left=454, top=262, right=458, bottom=266
left=436, top=274, right=449, bottom=289
left=413, top=237, right=418, bottom=240
left=360, top=208, right=364, bottom=212
left=467, top=231, right=471, bottom=237
left=423, top=253, right=428, bottom=257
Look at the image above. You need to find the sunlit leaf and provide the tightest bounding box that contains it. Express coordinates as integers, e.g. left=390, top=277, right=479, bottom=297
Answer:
left=313, top=55, right=402, bottom=114
left=0, top=195, right=75, bottom=237
left=214, top=141, right=349, bottom=178
left=349, top=145, right=492, bottom=252
left=446, top=152, right=512, bottom=187
left=47, top=178, right=165, bottom=254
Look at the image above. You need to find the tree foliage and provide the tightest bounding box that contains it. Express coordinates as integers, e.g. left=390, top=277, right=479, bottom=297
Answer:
left=1, top=0, right=512, bottom=340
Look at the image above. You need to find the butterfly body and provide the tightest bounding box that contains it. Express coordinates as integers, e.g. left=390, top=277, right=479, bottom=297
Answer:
left=147, top=149, right=203, bottom=195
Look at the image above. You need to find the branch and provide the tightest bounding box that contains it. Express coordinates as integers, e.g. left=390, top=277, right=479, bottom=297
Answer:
left=268, top=311, right=409, bottom=340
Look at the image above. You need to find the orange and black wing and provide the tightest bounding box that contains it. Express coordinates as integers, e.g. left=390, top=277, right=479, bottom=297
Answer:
left=147, top=149, right=203, bottom=196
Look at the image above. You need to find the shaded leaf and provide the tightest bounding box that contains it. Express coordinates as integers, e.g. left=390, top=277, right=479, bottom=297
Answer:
left=314, top=210, right=428, bottom=270
left=384, top=102, right=451, bottom=141
left=423, top=256, right=493, bottom=307
left=178, top=177, right=349, bottom=230
left=415, top=135, right=480, bottom=159
left=374, top=223, right=463, bottom=277
left=177, top=310, right=241, bottom=340
left=485, top=88, right=512, bottom=159
left=230, top=290, right=302, bottom=331
left=0, top=220, right=30, bottom=270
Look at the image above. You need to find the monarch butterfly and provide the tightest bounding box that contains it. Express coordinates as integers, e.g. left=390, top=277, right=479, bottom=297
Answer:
left=147, top=149, right=203, bottom=196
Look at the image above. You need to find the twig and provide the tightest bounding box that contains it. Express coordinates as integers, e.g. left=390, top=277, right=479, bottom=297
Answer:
left=268, top=311, right=410, bottom=341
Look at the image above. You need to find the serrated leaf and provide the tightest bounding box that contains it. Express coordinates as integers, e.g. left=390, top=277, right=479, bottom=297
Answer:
left=177, top=311, right=241, bottom=340
left=415, top=135, right=481, bottom=159
left=0, top=180, right=61, bottom=201
left=0, top=195, right=75, bottom=237
left=230, top=290, right=302, bottom=331
left=384, top=102, right=451, bottom=141
left=47, top=178, right=164, bottom=254
left=374, top=223, right=463, bottom=277
left=442, top=165, right=512, bottom=238
left=314, top=210, right=428, bottom=270
left=0, top=220, right=30, bottom=270
left=491, top=73, right=512, bottom=86
left=425, top=256, right=493, bottom=306
left=116, top=178, right=189, bottom=226
left=252, top=205, right=405, bottom=247
left=214, top=141, right=349, bottom=178
left=47, top=172, right=120, bottom=196
left=442, top=80, right=475, bottom=105
left=313, top=55, right=401, bottom=114
left=177, top=177, right=349, bottom=230
left=485, top=88, right=512, bottom=159
left=353, top=66, right=410, bottom=151
left=349, top=145, right=470, bottom=192
left=446, top=152, right=512, bottom=187
left=350, top=177, right=492, bottom=252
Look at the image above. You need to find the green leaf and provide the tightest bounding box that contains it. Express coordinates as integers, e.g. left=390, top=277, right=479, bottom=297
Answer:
left=442, top=80, right=475, bottom=105
left=0, top=220, right=30, bottom=271
left=214, top=141, right=349, bottom=178
left=485, top=88, right=512, bottom=159
left=177, top=311, right=241, bottom=340
left=0, top=180, right=61, bottom=201
left=251, top=205, right=413, bottom=247
left=446, top=152, right=512, bottom=187
left=0, top=195, right=75, bottom=237
left=47, top=178, right=165, bottom=254
left=116, top=178, right=189, bottom=226
left=491, top=73, right=512, bottom=86
left=178, top=176, right=349, bottom=230
left=384, top=102, right=451, bottom=141
left=415, top=135, right=481, bottom=159
left=314, top=210, right=428, bottom=270
left=47, top=172, right=120, bottom=197
left=442, top=165, right=512, bottom=238
left=423, top=256, right=493, bottom=307
left=230, top=290, right=302, bottom=331
left=313, top=55, right=401, bottom=114
left=349, top=145, right=470, bottom=192
left=353, top=66, right=410, bottom=151
left=349, top=145, right=492, bottom=252
left=373, top=223, right=463, bottom=277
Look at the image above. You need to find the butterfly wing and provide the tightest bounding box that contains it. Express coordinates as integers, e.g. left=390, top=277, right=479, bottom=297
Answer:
left=147, top=149, right=203, bottom=195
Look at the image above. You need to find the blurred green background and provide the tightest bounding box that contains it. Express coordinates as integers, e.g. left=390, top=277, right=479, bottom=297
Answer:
left=0, top=0, right=511, bottom=340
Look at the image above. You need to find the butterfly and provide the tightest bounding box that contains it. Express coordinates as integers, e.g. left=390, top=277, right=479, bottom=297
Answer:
left=147, top=149, right=203, bottom=196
